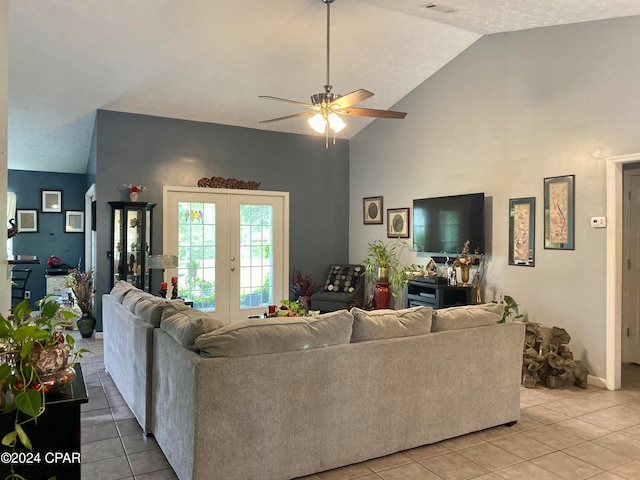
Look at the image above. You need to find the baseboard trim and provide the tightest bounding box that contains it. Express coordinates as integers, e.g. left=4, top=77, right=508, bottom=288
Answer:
left=587, top=374, right=607, bottom=389
left=94, top=331, right=104, bottom=340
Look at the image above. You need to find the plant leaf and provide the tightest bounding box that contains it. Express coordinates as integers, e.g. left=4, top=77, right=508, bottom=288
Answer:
left=15, top=389, right=42, bottom=420
left=0, top=363, right=11, bottom=380
left=15, top=423, right=32, bottom=450
left=41, top=299, right=60, bottom=319
left=1, top=429, right=17, bottom=447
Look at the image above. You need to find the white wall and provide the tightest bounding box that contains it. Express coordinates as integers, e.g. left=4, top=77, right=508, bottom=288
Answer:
left=349, top=15, right=640, bottom=381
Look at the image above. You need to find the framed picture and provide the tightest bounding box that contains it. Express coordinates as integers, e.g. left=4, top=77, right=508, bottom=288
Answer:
left=544, top=175, right=575, bottom=250
left=387, top=208, right=410, bottom=238
left=65, top=211, right=84, bottom=233
left=16, top=209, right=38, bottom=233
left=363, top=196, right=383, bottom=224
left=41, top=190, right=62, bottom=213
left=509, top=197, right=535, bottom=266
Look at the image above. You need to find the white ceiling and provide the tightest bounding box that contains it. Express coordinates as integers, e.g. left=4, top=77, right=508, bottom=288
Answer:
left=8, top=0, right=640, bottom=173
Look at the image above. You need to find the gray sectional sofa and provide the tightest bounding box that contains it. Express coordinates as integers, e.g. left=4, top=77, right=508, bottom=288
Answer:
left=103, top=281, right=525, bottom=480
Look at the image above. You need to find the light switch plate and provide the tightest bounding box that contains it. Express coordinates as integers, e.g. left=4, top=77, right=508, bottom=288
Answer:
left=591, top=216, right=607, bottom=228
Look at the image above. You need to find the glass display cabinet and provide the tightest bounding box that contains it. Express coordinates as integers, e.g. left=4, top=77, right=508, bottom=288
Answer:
left=109, top=201, right=155, bottom=291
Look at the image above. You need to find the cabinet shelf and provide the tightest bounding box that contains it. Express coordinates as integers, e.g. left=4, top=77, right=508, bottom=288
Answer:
left=109, top=201, right=155, bottom=292
left=406, top=280, right=475, bottom=309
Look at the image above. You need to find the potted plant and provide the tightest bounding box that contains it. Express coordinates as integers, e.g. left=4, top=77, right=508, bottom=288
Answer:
left=71, top=270, right=95, bottom=338
left=0, top=298, right=88, bottom=479
left=363, top=239, right=408, bottom=288
left=293, top=270, right=315, bottom=311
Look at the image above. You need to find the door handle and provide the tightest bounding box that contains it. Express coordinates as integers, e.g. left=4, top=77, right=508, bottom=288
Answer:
left=230, top=256, right=236, bottom=262
left=230, top=265, right=236, bottom=272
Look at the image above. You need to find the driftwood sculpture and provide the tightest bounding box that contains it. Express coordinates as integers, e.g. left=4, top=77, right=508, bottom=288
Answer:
left=522, top=323, right=588, bottom=389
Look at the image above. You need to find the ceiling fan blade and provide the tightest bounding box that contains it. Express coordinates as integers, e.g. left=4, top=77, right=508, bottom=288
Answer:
left=259, top=95, right=315, bottom=109
left=341, top=107, right=407, bottom=119
left=259, top=111, right=314, bottom=124
left=329, top=89, right=374, bottom=108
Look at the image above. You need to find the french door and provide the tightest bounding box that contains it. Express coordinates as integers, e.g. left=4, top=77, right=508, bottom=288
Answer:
left=164, top=186, right=289, bottom=324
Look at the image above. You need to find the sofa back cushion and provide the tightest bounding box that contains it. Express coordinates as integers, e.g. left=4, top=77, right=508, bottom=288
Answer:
left=431, top=303, right=504, bottom=332
left=121, top=289, right=152, bottom=312
left=350, top=306, right=433, bottom=342
left=323, top=264, right=364, bottom=293
left=160, top=303, right=224, bottom=350
left=194, top=309, right=354, bottom=358
left=110, top=280, right=136, bottom=302
left=134, top=296, right=176, bottom=327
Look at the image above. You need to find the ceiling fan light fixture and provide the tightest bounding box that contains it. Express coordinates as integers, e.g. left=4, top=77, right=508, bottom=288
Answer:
left=308, top=113, right=327, bottom=133
left=328, top=112, right=346, bottom=132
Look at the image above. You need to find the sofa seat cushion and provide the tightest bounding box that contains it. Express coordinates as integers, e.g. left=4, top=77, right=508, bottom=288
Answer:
left=110, top=280, right=136, bottom=302
left=194, top=309, right=354, bottom=358
left=350, top=306, right=433, bottom=342
left=160, top=303, right=225, bottom=349
left=431, top=303, right=504, bottom=332
left=323, top=265, right=364, bottom=293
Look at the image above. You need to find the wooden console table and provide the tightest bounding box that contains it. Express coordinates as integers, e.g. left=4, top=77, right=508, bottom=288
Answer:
left=0, top=364, right=88, bottom=479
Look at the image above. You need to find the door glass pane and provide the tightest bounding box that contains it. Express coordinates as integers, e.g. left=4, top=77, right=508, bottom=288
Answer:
left=239, top=204, right=273, bottom=309
left=177, top=202, right=216, bottom=310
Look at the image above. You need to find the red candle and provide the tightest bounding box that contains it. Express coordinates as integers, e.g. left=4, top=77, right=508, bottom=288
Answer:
left=171, top=276, right=178, bottom=284
left=161, top=282, right=167, bottom=290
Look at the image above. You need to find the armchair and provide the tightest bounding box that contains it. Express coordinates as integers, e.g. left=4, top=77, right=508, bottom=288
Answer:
left=310, top=264, right=365, bottom=312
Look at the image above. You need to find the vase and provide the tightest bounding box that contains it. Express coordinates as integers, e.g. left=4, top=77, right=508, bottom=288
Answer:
left=376, top=267, right=389, bottom=282
left=30, top=344, right=76, bottom=392
left=129, top=191, right=139, bottom=201
left=459, top=264, right=471, bottom=286
left=374, top=281, right=391, bottom=309
left=298, top=295, right=310, bottom=312
left=76, top=314, right=96, bottom=338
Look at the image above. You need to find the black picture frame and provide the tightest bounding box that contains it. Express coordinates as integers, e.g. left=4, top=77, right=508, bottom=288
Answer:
left=363, top=196, right=383, bottom=224
left=16, top=209, right=38, bottom=233
left=387, top=208, right=410, bottom=238
left=41, top=190, right=62, bottom=213
left=544, top=175, right=575, bottom=250
left=509, top=197, right=535, bottom=266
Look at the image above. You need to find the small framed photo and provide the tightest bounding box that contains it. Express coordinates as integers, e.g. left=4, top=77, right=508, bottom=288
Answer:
left=509, top=197, right=535, bottom=266
left=65, top=211, right=84, bottom=233
left=387, top=208, right=410, bottom=238
left=41, top=190, right=62, bottom=213
left=16, top=209, right=38, bottom=233
left=363, top=196, right=383, bottom=224
left=544, top=174, right=575, bottom=250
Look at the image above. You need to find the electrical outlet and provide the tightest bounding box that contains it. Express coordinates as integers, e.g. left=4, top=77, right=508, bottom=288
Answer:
left=24, top=290, right=30, bottom=299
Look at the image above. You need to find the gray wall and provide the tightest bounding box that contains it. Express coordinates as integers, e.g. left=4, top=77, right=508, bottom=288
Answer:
left=350, top=15, right=640, bottom=381
left=94, top=110, right=350, bottom=329
left=9, top=170, right=87, bottom=306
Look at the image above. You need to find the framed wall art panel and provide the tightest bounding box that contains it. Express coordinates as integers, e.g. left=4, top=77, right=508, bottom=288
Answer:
left=387, top=208, right=410, bottom=238
left=363, top=196, right=383, bottom=224
left=509, top=197, right=535, bottom=266
left=17, top=209, right=38, bottom=233
left=544, top=175, right=575, bottom=250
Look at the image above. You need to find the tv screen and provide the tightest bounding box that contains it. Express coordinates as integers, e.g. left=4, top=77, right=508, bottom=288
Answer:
left=413, top=193, right=485, bottom=255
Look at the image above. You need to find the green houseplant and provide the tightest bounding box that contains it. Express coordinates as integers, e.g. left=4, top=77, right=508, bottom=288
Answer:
left=0, top=297, right=88, bottom=480
left=363, top=239, right=408, bottom=289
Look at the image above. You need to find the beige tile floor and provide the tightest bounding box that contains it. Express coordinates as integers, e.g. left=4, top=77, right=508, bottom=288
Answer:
left=77, top=334, right=640, bottom=480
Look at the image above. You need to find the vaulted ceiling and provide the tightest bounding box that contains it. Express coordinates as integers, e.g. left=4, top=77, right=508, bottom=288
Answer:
left=8, top=0, right=640, bottom=173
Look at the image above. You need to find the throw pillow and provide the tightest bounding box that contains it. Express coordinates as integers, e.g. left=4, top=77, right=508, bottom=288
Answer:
left=350, top=306, right=433, bottom=342
left=160, top=303, right=224, bottom=350
left=431, top=303, right=504, bottom=332
left=323, top=265, right=363, bottom=293
left=194, top=309, right=354, bottom=358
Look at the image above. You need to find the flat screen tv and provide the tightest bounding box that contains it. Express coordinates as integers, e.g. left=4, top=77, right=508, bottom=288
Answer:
left=413, top=193, right=485, bottom=255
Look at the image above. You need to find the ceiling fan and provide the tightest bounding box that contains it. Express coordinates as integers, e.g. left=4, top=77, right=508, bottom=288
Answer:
left=259, top=0, right=406, bottom=146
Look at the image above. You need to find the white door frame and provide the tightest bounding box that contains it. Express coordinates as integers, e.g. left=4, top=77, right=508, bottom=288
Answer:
left=85, top=183, right=96, bottom=272
left=162, top=185, right=290, bottom=322
left=606, top=153, right=640, bottom=390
